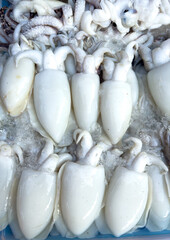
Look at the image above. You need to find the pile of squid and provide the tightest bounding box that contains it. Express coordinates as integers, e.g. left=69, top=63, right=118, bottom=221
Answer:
left=0, top=0, right=170, bottom=239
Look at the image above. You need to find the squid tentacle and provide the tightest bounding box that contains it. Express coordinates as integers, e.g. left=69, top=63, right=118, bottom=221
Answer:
left=22, top=16, right=63, bottom=32
left=22, top=26, right=57, bottom=39
left=74, top=0, right=86, bottom=28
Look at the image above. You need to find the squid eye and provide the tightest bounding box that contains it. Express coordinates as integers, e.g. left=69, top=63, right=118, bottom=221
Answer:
left=123, top=8, right=137, bottom=15
left=121, top=8, right=138, bottom=27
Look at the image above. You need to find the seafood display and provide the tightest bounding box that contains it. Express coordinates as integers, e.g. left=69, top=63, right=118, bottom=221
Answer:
left=0, top=0, right=170, bottom=239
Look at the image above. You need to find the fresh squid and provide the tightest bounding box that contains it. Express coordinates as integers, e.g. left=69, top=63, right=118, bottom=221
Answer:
left=60, top=129, right=109, bottom=235
left=12, top=0, right=67, bottom=23
left=105, top=144, right=168, bottom=237
left=102, top=57, right=139, bottom=107
left=146, top=165, right=170, bottom=231
left=0, top=39, right=35, bottom=117
left=71, top=46, right=112, bottom=132
left=15, top=46, right=74, bottom=144
left=0, top=142, right=23, bottom=231
left=17, top=139, right=72, bottom=239
left=1, top=0, right=170, bottom=239
left=139, top=38, right=170, bottom=119
left=100, top=42, right=137, bottom=144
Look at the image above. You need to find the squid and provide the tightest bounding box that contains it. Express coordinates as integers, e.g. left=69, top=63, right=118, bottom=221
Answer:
left=12, top=0, right=67, bottom=23
left=0, top=39, right=35, bottom=117
left=0, top=142, right=23, bottom=231
left=133, top=0, right=170, bottom=31
left=100, top=41, right=137, bottom=144
left=17, top=139, right=72, bottom=239
left=71, top=46, right=112, bottom=132
left=15, top=46, right=74, bottom=144
left=102, top=56, right=139, bottom=108
left=20, top=6, right=74, bottom=43
left=105, top=138, right=168, bottom=237
left=146, top=165, right=170, bottom=231
left=92, top=0, right=130, bottom=33
left=59, top=129, right=109, bottom=235
left=1, top=1, right=170, bottom=239
left=139, top=38, right=170, bottom=119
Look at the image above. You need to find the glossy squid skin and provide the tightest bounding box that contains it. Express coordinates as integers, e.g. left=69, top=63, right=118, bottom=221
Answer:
left=60, top=162, right=105, bottom=235
left=0, top=151, right=15, bottom=231
left=147, top=166, right=170, bottom=231
left=34, top=69, right=71, bottom=143
left=0, top=56, right=35, bottom=116
left=101, top=81, right=132, bottom=144
left=147, top=61, right=170, bottom=119
left=105, top=166, right=149, bottom=237
left=0, top=142, right=23, bottom=232
left=71, top=73, right=99, bottom=131
left=17, top=169, right=57, bottom=239
left=104, top=145, right=169, bottom=237
left=59, top=129, right=106, bottom=236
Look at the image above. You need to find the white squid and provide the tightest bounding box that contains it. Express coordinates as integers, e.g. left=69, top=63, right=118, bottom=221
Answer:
left=0, top=142, right=23, bottom=231
left=105, top=142, right=168, bottom=237
left=139, top=38, right=170, bottom=119
left=59, top=129, right=109, bottom=235
left=15, top=46, right=74, bottom=144
left=100, top=41, right=137, bottom=144
left=0, top=39, right=35, bottom=117
left=17, top=139, right=72, bottom=239
left=146, top=165, right=170, bottom=231
left=71, top=46, right=112, bottom=132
